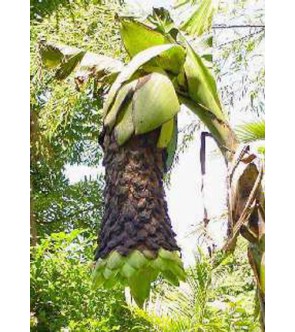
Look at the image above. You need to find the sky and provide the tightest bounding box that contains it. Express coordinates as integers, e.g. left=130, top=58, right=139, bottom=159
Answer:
left=65, top=0, right=264, bottom=266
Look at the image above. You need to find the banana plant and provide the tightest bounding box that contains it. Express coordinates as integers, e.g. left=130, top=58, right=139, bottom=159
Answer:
left=38, top=3, right=265, bottom=325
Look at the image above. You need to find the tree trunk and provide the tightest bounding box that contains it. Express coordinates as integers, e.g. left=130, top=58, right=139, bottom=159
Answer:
left=94, top=129, right=179, bottom=260
left=30, top=112, right=38, bottom=247
left=30, top=204, right=37, bottom=247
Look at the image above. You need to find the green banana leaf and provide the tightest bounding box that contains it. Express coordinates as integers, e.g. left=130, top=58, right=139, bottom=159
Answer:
left=55, top=50, right=86, bottom=80
left=104, top=80, right=137, bottom=129
left=184, top=40, right=223, bottom=119
left=120, top=19, right=184, bottom=74
left=129, top=268, right=156, bottom=307
left=120, top=19, right=170, bottom=57
left=39, top=42, right=65, bottom=68
left=39, top=41, right=123, bottom=81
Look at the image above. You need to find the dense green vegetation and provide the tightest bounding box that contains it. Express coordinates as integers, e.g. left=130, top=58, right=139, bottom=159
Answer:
left=31, top=230, right=259, bottom=331
left=30, top=0, right=124, bottom=239
left=30, top=230, right=152, bottom=331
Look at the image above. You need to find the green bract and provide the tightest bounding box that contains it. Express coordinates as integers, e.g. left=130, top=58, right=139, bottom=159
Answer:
left=114, top=101, right=134, bottom=145
left=92, top=249, right=186, bottom=308
left=120, top=19, right=184, bottom=74
left=132, top=72, right=180, bottom=135
left=104, top=80, right=137, bottom=129
left=104, top=71, right=180, bottom=147
left=103, top=43, right=185, bottom=117
left=157, top=117, right=175, bottom=149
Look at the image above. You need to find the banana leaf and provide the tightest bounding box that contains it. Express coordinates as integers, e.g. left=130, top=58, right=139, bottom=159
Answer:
left=120, top=19, right=184, bottom=74
left=184, top=40, right=223, bottom=119
left=120, top=19, right=170, bottom=56
left=39, top=41, right=123, bottom=82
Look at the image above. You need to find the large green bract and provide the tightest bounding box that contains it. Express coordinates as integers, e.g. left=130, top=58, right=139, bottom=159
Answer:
left=103, top=43, right=185, bottom=117
left=104, top=71, right=180, bottom=144
left=93, top=249, right=185, bottom=307
left=132, top=72, right=180, bottom=135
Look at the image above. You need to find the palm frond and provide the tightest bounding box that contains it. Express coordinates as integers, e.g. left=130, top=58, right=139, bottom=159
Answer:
left=180, top=0, right=217, bottom=37
left=235, top=119, right=265, bottom=143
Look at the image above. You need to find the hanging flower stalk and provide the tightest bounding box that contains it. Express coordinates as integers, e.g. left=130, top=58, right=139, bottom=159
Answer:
left=93, top=65, right=187, bottom=306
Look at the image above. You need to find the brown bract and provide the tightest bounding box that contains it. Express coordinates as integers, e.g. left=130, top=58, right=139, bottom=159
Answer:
left=95, top=129, right=180, bottom=260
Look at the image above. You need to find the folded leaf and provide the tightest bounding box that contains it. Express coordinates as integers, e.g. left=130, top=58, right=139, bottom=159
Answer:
left=106, top=250, right=125, bottom=270
left=121, top=263, right=137, bottom=279
left=162, top=270, right=180, bottom=286
left=129, top=269, right=154, bottom=308
left=92, top=273, right=105, bottom=289
left=127, top=250, right=148, bottom=269
left=55, top=51, right=86, bottom=80
left=93, top=249, right=186, bottom=308
left=103, top=268, right=114, bottom=280
left=159, top=248, right=180, bottom=261
left=120, top=18, right=183, bottom=74
left=104, top=277, right=117, bottom=289
left=39, top=42, right=79, bottom=69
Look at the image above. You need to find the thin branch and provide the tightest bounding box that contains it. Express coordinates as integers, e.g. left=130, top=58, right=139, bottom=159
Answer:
left=213, top=24, right=265, bottom=29
left=216, top=29, right=265, bottom=48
